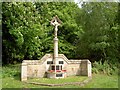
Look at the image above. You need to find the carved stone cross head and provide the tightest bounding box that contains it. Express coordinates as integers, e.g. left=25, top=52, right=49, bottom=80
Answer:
left=50, top=15, right=62, bottom=26
left=50, top=15, right=62, bottom=38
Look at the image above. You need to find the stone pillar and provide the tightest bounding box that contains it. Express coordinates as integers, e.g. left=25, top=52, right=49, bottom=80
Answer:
left=80, top=60, right=92, bottom=77
left=87, top=60, right=92, bottom=77
left=53, top=37, right=58, bottom=59
left=50, top=15, right=61, bottom=60
left=21, top=62, right=27, bottom=81
left=53, top=23, right=59, bottom=59
left=53, top=37, right=58, bottom=78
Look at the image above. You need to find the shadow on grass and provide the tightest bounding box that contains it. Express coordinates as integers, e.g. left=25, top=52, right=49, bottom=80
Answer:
left=13, top=72, right=21, bottom=81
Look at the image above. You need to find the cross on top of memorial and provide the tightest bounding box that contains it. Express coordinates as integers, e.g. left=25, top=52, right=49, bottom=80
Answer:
left=50, top=15, right=62, bottom=26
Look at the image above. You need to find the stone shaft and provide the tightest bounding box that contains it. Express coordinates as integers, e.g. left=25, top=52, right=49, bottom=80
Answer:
left=54, top=37, right=58, bottom=59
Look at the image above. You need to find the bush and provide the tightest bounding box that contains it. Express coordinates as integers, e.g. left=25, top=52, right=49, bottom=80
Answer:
left=2, top=64, right=21, bottom=78
left=92, top=60, right=118, bottom=75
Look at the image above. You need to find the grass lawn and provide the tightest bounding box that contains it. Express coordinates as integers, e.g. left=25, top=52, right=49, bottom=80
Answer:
left=28, top=76, right=87, bottom=84
left=1, top=64, right=118, bottom=88
left=84, top=74, right=118, bottom=88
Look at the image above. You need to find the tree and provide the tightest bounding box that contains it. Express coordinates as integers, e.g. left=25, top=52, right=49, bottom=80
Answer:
left=35, top=2, right=83, bottom=58
left=76, top=2, right=120, bottom=63
left=2, top=2, right=44, bottom=64
left=2, top=2, right=82, bottom=64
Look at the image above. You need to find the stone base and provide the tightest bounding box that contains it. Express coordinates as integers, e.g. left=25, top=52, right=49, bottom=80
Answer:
left=47, top=71, right=67, bottom=79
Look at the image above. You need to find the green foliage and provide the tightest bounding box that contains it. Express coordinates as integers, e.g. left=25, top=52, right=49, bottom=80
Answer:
left=92, top=60, right=118, bottom=75
left=2, top=64, right=20, bottom=78
left=76, top=2, right=120, bottom=64
left=2, top=2, right=44, bottom=63
left=2, top=2, right=82, bottom=64
left=35, top=2, right=82, bottom=58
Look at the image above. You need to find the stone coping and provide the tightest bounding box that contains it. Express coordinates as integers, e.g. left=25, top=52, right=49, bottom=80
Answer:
left=22, top=54, right=91, bottom=65
left=25, top=77, right=92, bottom=87
left=22, top=60, right=90, bottom=65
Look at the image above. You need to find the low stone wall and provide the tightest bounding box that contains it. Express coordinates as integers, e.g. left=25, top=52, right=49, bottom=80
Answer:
left=21, top=54, right=92, bottom=81
left=66, top=63, right=80, bottom=76
left=66, top=60, right=92, bottom=77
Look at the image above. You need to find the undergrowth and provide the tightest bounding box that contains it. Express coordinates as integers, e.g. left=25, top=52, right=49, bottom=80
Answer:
left=2, top=64, right=21, bottom=79
left=92, top=60, right=118, bottom=75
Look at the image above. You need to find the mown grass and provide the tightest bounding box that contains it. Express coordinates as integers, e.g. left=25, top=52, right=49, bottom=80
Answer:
left=28, top=76, right=87, bottom=84
left=2, top=64, right=118, bottom=88
left=84, top=74, right=118, bottom=88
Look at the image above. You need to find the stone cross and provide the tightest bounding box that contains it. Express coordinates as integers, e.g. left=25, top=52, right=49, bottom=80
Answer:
left=50, top=15, right=62, bottom=78
left=51, top=15, right=62, bottom=38
left=50, top=15, right=62, bottom=59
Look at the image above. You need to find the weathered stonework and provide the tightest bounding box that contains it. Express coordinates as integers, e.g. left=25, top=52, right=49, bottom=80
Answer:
left=21, top=54, right=92, bottom=81
left=21, top=62, right=27, bottom=81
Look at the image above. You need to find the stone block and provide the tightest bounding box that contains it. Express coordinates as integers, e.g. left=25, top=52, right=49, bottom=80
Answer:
left=21, top=63, right=27, bottom=81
